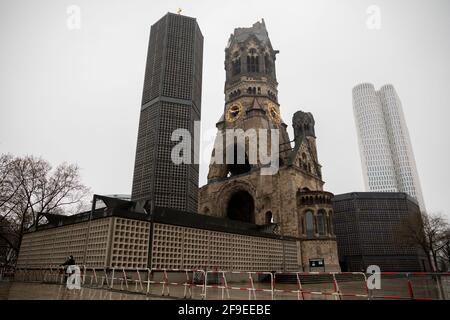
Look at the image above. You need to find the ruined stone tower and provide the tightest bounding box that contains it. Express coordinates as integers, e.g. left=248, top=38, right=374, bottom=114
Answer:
left=199, top=20, right=339, bottom=271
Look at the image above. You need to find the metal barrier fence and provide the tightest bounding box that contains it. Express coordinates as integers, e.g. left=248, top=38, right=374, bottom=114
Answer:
left=12, top=266, right=207, bottom=299
left=370, top=272, right=450, bottom=300
left=8, top=267, right=450, bottom=300
left=272, top=272, right=368, bottom=300
left=0, top=267, right=15, bottom=280
left=205, top=271, right=274, bottom=300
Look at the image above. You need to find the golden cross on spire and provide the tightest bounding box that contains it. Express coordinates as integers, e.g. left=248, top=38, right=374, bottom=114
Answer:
left=177, top=8, right=182, bottom=14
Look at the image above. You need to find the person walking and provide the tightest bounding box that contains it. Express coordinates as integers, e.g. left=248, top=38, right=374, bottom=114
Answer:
left=60, top=255, right=76, bottom=283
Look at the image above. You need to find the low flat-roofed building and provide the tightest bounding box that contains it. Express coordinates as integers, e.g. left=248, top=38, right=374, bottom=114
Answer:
left=16, top=195, right=304, bottom=272
left=332, top=192, right=430, bottom=272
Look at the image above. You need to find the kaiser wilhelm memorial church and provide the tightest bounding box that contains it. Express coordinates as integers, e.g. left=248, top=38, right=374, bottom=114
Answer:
left=16, top=13, right=340, bottom=273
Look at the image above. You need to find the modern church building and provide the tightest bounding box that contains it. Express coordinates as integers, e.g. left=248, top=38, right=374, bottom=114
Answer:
left=352, top=83, right=426, bottom=211
left=332, top=192, right=429, bottom=272
left=131, top=13, right=203, bottom=213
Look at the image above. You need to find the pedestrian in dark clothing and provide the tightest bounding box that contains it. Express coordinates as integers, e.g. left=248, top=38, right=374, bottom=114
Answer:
left=60, top=255, right=76, bottom=283
left=61, top=255, right=76, bottom=267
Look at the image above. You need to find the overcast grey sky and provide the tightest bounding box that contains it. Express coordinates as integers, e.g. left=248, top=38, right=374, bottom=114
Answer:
left=0, top=0, right=449, bottom=218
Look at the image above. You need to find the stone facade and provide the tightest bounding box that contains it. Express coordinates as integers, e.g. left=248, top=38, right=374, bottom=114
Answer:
left=198, top=20, right=340, bottom=271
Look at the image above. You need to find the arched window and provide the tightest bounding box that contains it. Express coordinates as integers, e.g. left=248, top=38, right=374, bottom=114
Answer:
left=317, top=210, right=326, bottom=236
left=226, top=144, right=251, bottom=177
left=265, top=211, right=273, bottom=224
left=232, top=57, right=241, bottom=76
left=247, top=51, right=259, bottom=73
left=328, top=211, right=334, bottom=235
left=265, top=55, right=272, bottom=75
left=301, top=153, right=308, bottom=171
left=326, top=212, right=331, bottom=235
left=227, top=190, right=255, bottom=223
left=300, top=214, right=305, bottom=235
left=305, top=211, right=314, bottom=239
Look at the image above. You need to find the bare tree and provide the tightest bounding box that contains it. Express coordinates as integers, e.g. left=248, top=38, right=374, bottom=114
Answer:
left=0, top=154, right=90, bottom=266
left=399, top=211, right=449, bottom=271
left=0, top=219, right=19, bottom=266
left=438, top=228, right=450, bottom=271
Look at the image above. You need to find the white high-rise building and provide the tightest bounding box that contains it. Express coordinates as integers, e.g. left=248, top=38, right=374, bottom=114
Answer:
left=352, top=83, right=426, bottom=211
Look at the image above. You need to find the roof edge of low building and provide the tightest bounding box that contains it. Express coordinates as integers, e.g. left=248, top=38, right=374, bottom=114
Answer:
left=25, top=195, right=298, bottom=241
left=332, top=191, right=419, bottom=205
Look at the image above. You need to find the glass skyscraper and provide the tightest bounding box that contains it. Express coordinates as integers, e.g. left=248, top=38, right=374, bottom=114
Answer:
left=352, top=83, right=425, bottom=211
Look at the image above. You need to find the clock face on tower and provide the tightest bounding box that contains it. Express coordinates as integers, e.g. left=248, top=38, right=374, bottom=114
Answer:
left=267, top=103, right=281, bottom=124
left=225, top=102, right=244, bottom=122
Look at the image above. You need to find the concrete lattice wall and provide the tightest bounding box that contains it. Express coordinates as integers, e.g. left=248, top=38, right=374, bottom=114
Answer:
left=17, top=217, right=300, bottom=271
left=151, top=223, right=299, bottom=271
left=17, top=218, right=113, bottom=268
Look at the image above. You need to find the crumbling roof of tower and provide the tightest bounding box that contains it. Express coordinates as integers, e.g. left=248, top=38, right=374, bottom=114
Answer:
left=226, top=19, right=271, bottom=49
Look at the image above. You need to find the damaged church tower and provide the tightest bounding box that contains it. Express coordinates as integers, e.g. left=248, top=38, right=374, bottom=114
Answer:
left=198, top=20, right=339, bottom=271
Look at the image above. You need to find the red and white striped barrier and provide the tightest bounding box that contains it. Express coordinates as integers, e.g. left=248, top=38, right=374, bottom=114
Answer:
left=273, top=271, right=369, bottom=300
left=146, top=268, right=206, bottom=299
left=227, top=271, right=274, bottom=300
left=205, top=270, right=230, bottom=300
left=369, top=272, right=450, bottom=300
left=204, top=270, right=274, bottom=300
left=10, top=266, right=450, bottom=300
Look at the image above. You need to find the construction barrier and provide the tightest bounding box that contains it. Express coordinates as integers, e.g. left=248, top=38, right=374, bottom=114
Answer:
left=370, top=272, right=450, bottom=300
left=204, top=271, right=274, bottom=300
left=273, top=272, right=369, bottom=300
left=333, top=272, right=369, bottom=300
left=8, top=266, right=450, bottom=300
left=145, top=268, right=206, bottom=299
left=296, top=272, right=339, bottom=300
left=272, top=272, right=303, bottom=300
left=14, top=266, right=50, bottom=283
left=0, top=266, right=15, bottom=280
left=110, top=267, right=150, bottom=293
left=42, top=265, right=63, bottom=284
left=82, top=266, right=101, bottom=287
